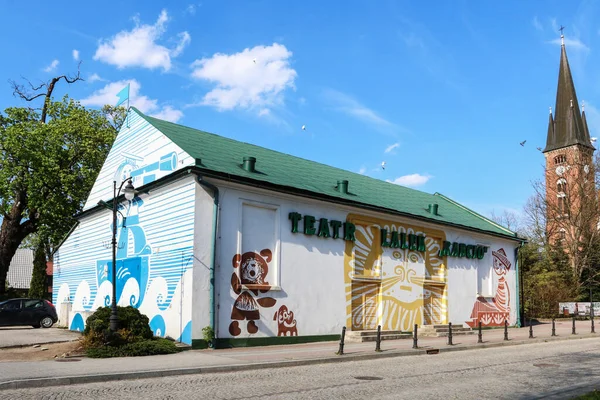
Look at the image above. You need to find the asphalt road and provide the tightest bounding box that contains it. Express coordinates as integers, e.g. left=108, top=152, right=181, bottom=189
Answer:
left=4, top=338, right=600, bottom=399
left=0, top=327, right=81, bottom=348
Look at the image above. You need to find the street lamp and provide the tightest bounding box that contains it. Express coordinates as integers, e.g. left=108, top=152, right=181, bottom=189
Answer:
left=100, top=178, right=136, bottom=332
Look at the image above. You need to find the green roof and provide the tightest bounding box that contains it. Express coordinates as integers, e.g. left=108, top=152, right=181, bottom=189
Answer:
left=133, top=108, right=521, bottom=241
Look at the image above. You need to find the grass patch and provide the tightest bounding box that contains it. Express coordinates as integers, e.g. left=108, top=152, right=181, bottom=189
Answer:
left=86, top=338, right=180, bottom=358
left=574, top=390, right=600, bottom=399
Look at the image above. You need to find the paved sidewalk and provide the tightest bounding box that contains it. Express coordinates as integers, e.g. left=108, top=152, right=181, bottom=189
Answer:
left=0, top=327, right=81, bottom=348
left=0, top=319, right=597, bottom=390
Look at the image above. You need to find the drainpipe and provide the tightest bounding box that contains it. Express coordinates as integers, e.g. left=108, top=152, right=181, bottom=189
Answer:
left=514, top=242, right=525, bottom=328
left=196, top=176, right=219, bottom=346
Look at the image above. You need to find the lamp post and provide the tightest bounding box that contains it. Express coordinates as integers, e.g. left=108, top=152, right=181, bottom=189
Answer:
left=108, top=178, right=136, bottom=332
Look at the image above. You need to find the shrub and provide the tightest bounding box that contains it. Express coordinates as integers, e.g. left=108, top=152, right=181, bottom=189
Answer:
left=83, top=306, right=153, bottom=347
left=86, top=338, right=180, bottom=358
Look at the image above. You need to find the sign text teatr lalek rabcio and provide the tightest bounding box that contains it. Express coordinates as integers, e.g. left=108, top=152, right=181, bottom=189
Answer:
left=288, top=212, right=488, bottom=259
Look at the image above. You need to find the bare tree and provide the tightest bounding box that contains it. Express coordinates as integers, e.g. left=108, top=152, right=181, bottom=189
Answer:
left=8, top=62, right=83, bottom=123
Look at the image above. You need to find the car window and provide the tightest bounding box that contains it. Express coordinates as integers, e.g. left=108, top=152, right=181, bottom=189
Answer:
left=23, top=300, right=43, bottom=309
left=3, top=300, right=22, bottom=311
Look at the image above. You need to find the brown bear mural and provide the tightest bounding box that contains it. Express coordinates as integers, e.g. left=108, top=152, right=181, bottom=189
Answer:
left=229, top=249, right=277, bottom=336
left=273, top=305, right=298, bottom=336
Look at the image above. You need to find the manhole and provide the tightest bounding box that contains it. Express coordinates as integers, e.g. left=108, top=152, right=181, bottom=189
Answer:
left=533, top=363, right=559, bottom=368
left=354, top=376, right=383, bottom=381
left=426, top=349, right=440, bottom=355
left=54, top=358, right=82, bottom=362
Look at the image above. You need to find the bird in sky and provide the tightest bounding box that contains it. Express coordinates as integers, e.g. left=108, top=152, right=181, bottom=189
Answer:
left=253, top=58, right=257, bottom=64
left=381, top=161, right=386, bottom=170
left=301, top=125, right=306, bottom=131
left=520, top=140, right=526, bottom=146
left=537, top=147, right=542, bottom=151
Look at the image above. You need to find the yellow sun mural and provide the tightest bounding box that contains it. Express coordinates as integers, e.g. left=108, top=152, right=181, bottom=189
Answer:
left=344, top=214, right=447, bottom=331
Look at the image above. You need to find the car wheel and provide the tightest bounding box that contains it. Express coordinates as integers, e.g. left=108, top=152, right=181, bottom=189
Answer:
left=40, top=316, right=54, bottom=328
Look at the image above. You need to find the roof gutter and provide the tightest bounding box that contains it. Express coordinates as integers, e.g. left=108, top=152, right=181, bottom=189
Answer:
left=195, top=175, right=219, bottom=348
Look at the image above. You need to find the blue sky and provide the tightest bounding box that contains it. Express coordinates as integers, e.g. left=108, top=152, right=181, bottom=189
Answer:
left=1, top=0, right=599, bottom=223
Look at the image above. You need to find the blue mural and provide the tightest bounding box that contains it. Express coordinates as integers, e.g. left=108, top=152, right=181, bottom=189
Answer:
left=54, top=110, right=196, bottom=345
left=96, top=196, right=151, bottom=308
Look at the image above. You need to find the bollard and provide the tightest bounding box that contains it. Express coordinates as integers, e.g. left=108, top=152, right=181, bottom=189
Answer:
left=413, top=324, right=418, bottom=349
left=477, top=321, right=483, bottom=344
left=336, top=326, right=346, bottom=355
left=592, top=308, right=596, bottom=334
left=572, top=316, right=576, bottom=335
left=447, top=322, right=453, bottom=345
left=551, top=318, right=556, bottom=336
left=504, top=319, right=509, bottom=341
left=529, top=319, right=534, bottom=339
left=375, top=325, right=382, bottom=352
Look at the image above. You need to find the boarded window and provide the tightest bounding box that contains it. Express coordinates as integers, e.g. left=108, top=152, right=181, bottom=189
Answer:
left=240, top=202, right=279, bottom=288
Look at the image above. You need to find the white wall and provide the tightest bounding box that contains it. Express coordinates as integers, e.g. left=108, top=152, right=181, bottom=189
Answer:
left=204, top=180, right=520, bottom=341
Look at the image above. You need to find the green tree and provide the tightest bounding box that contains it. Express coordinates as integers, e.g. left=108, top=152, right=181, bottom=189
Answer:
left=0, top=71, right=126, bottom=295
left=28, top=245, right=47, bottom=299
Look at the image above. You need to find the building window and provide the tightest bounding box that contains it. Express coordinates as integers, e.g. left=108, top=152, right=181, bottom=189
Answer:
left=557, top=178, right=567, bottom=194
left=557, top=229, right=567, bottom=244
left=557, top=194, right=568, bottom=215
left=237, top=200, right=280, bottom=290
left=554, top=154, right=567, bottom=165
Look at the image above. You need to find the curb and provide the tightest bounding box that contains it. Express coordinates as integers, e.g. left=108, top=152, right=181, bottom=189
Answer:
left=1, top=333, right=599, bottom=391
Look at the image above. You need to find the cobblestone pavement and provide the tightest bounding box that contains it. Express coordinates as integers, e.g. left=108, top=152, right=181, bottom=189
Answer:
left=0, top=327, right=81, bottom=348
left=5, top=338, right=600, bottom=399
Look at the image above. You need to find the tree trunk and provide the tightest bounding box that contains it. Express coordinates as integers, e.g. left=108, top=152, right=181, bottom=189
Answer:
left=0, top=194, right=37, bottom=295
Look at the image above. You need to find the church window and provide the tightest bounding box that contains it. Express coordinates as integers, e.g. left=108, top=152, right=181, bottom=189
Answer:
left=554, top=154, right=567, bottom=165
left=557, top=194, right=568, bottom=215
left=559, top=229, right=566, bottom=241
left=557, top=178, right=567, bottom=194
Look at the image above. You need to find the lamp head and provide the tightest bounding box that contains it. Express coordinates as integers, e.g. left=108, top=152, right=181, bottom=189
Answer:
left=123, top=180, right=136, bottom=201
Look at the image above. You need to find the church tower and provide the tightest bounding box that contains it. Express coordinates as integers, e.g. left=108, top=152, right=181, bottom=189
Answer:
left=543, top=32, right=596, bottom=244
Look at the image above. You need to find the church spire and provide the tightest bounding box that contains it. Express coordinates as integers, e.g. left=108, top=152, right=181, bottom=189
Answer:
left=543, top=29, right=593, bottom=153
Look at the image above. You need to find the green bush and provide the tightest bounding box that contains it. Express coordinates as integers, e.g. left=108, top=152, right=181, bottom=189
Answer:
left=86, top=338, right=180, bottom=358
left=83, top=306, right=153, bottom=347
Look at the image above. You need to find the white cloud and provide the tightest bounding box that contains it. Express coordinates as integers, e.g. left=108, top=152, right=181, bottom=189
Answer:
left=171, top=32, right=191, bottom=57
left=150, top=105, right=184, bottom=122
left=532, top=16, right=543, bottom=31
left=72, top=49, right=80, bottom=61
left=93, top=9, right=190, bottom=71
left=322, top=88, right=395, bottom=128
left=87, top=73, right=105, bottom=83
left=387, top=173, right=432, bottom=187
left=549, top=37, right=589, bottom=51
left=550, top=18, right=559, bottom=32
left=358, top=166, right=367, bottom=175
left=80, top=79, right=183, bottom=122
left=186, top=4, right=197, bottom=15
left=43, top=59, right=59, bottom=72
left=190, top=43, right=297, bottom=113
left=385, top=143, right=400, bottom=154
left=258, top=108, right=270, bottom=117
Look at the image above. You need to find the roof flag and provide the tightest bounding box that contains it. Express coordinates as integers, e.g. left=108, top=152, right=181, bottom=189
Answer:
left=115, top=84, right=130, bottom=108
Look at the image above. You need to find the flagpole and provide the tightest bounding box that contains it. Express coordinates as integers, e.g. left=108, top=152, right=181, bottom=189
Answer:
left=126, top=83, right=130, bottom=128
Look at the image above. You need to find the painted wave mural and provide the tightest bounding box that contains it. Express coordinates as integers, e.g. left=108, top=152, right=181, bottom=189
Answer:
left=53, top=113, right=196, bottom=344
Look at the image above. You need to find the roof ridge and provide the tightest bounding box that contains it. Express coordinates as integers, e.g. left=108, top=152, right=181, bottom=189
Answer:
left=129, top=107, right=521, bottom=241
left=433, top=193, right=517, bottom=236
left=131, top=107, right=436, bottom=197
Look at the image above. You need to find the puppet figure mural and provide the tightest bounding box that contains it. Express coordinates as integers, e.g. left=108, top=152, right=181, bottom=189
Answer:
left=466, top=248, right=511, bottom=327
left=229, top=249, right=277, bottom=336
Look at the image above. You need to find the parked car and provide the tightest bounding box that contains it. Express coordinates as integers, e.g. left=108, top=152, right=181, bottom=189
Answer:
left=0, top=298, right=58, bottom=328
